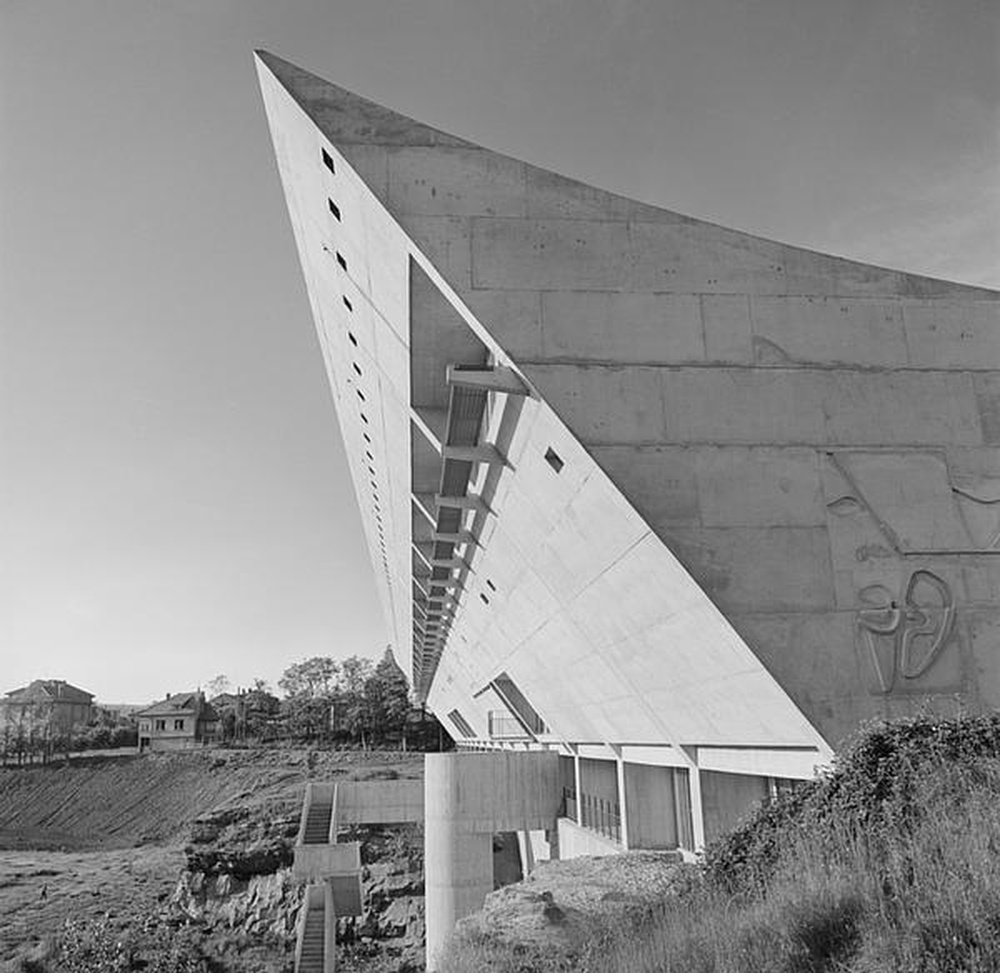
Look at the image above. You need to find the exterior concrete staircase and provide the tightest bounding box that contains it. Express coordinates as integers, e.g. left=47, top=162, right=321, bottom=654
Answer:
left=302, top=793, right=333, bottom=844
left=292, top=780, right=424, bottom=973
left=296, top=886, right=327, bottom=973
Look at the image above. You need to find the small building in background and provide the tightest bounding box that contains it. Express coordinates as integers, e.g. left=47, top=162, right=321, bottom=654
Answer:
left=136, top=691, right=219, bottom=752
left=0, top=679, right=94, bottom=731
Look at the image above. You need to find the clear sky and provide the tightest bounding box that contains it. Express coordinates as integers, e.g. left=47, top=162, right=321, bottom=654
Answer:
left=1, top=0, right=997, bottom=704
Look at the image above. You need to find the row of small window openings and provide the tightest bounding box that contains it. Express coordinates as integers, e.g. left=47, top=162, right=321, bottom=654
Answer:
left=322, top=146, right=387, bottom=582
left=479, top=578, right=498, bottom=605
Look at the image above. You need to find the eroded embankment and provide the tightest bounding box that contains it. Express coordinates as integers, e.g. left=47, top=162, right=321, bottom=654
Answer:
left=0, top=748, right=422, bottom=851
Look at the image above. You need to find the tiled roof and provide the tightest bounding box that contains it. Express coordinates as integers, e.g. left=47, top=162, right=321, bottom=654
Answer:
left=135, top=692, right=202, bottom=717
left=3, top=680, right=94, bottom=703
left=135, top=693, right=219, bottom=721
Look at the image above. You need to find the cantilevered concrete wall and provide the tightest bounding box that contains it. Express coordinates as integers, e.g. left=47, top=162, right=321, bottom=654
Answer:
left=257, top=50, right=999, bottom=755
left=256, top=52, right=1000, bottom=888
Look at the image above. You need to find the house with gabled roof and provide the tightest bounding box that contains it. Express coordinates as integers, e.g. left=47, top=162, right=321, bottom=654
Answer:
left=135, top=691, right=220, bottom=752
left=0, top=679, right=94, bottom=731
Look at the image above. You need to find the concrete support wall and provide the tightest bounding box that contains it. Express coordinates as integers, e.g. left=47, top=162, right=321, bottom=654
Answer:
left=556, top=816, right=622, bottom=858
left=423, top=751, right=561, bottom=969
left=624, top=763, right=679, bottom=849
left=701, top=770, right=770, bottom=845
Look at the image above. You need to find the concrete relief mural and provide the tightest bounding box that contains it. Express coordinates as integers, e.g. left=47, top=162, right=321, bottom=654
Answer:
left=856, top=570, right=956, bottom=694
left=822, top=453, right=967, bottom=695
left=952, top=481, right=1000, bottom=550
left=828, top=451, right=1000, bottom=555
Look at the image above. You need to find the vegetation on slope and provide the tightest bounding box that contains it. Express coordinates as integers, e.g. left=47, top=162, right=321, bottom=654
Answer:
left=440, top=714, right=1000, bottom=973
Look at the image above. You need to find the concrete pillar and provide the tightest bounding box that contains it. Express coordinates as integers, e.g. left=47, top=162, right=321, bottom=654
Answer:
left=424, top=755, right=495, bottom=970
left=689, top=764, right=706, bottom=851
left=614, top=752, right=630, bottom=850
left=573, top=750, right=583, bottom=827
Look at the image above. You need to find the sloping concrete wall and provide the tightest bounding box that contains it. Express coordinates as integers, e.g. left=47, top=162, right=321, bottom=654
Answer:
left=257, top=52, right=1000, bottom=753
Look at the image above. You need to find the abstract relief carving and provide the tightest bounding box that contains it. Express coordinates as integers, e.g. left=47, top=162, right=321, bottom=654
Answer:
left=953, top=482, right=1000, bottom=550
left=856, top=570, right=956, bottom=694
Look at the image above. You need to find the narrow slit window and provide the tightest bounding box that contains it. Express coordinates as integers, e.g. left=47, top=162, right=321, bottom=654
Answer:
left=544, top=447, right=564, bottom=473
left=343, top=296, right=353, bottom=312
left=336, top=251, right=347, bottom=271
left=486, top=579, right=497, bottom=592
left=353, top=363, right=362, bottom=377
left=348, top=331, right=358, bottom=347
left=360, top=413, right=368, bottom=424
left=356, top=388, right=365, bottom=401
left=447, top=709, right=475, bottom=739
left=480, top=593, right=490, bottom=605
left=322, top=148, right=335, bottom=173
left=328, top=199, right=341, bottom=221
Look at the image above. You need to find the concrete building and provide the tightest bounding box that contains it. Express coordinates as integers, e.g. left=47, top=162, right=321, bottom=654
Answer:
left=136, top=691, right=219, bottom=752
left=255, top=50, right=999, bottom=966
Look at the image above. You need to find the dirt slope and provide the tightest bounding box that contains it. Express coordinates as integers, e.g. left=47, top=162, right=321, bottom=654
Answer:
left=0, top=748, right=422, bottom=851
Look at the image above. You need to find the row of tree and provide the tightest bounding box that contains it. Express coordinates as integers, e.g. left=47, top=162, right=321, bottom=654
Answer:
left=0, top=648, right=448, bottom=766
left=0, top=706, right=137, bottom=767
left=208, top=648, right=446, bottom=750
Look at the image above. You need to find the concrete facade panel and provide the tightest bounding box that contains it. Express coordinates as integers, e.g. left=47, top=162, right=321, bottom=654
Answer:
left=660, top=369, right=828, bottom=444
left=750, top=296, right=907, bottom=367
left=461, top=289, right=544, bottom=359
left=522, top=364, right=667, bottom=444
left=626, top=221, right=789, bottom=295
left=396, top=215, right=473, bottom=288
left=734, top=611, right=864, bottom=746
left=387, top=147, right=527, bottom=217
left=701, top=294, right=753, bottom=364
left=589, top=446, right=700, bottom=527
left=823, top=371, right=982, bottom=446
left=695, top=447, right=825, bottom=527
left=472, top=218, right=632, bottom=291
left=524, top=166, right=687, bottom=223
left=967, top=610, right=1000, bottom=709
left=974, top=373, right=1000, bottom=444
left=904, top=302, right=1000, bottom=369
left=540, top=292, right=703, bottom=364
left=665, top=527, right=835, bottom=613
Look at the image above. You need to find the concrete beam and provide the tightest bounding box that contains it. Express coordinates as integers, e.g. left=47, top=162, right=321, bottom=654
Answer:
left=433, top=529, right=480, bottom=548
left=442, top=443, right=512, bottom=468
left=446, top=364, right=528, bottom=396
left=435, top=493, right=493, bottom=515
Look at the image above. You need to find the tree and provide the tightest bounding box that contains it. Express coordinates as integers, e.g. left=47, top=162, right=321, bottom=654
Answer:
left=206, top=674, right=230, bottom=697
left=363, top=649, right=411, bottom=746
left=279, top=657, right=341, bottom=741
left=337, top=655, right=374, bottom=695
left=278, top=657, right=340, bottom=699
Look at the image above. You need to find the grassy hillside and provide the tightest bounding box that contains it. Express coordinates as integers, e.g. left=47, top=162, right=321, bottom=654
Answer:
left=441, top=714, right=1000, bottom=973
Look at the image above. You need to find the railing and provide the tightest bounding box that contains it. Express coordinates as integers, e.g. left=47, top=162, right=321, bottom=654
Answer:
left=579, top=789, right=621, bottom=843
left=488, top=711, right=530, bottom=740
left=560, top=786, right=577, bottom=821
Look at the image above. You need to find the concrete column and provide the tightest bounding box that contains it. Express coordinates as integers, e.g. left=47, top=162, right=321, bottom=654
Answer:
left=424, top=755, right=495, bottom=970
left=573, top=751, right=583, bottom=826
left=689, top=764, right=706, bottom=852
left=614, top=752, right=630, bottom=850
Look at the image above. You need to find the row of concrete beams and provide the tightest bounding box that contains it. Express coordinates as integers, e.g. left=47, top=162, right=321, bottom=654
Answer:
left=410, top=366, right=529, bottom=696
